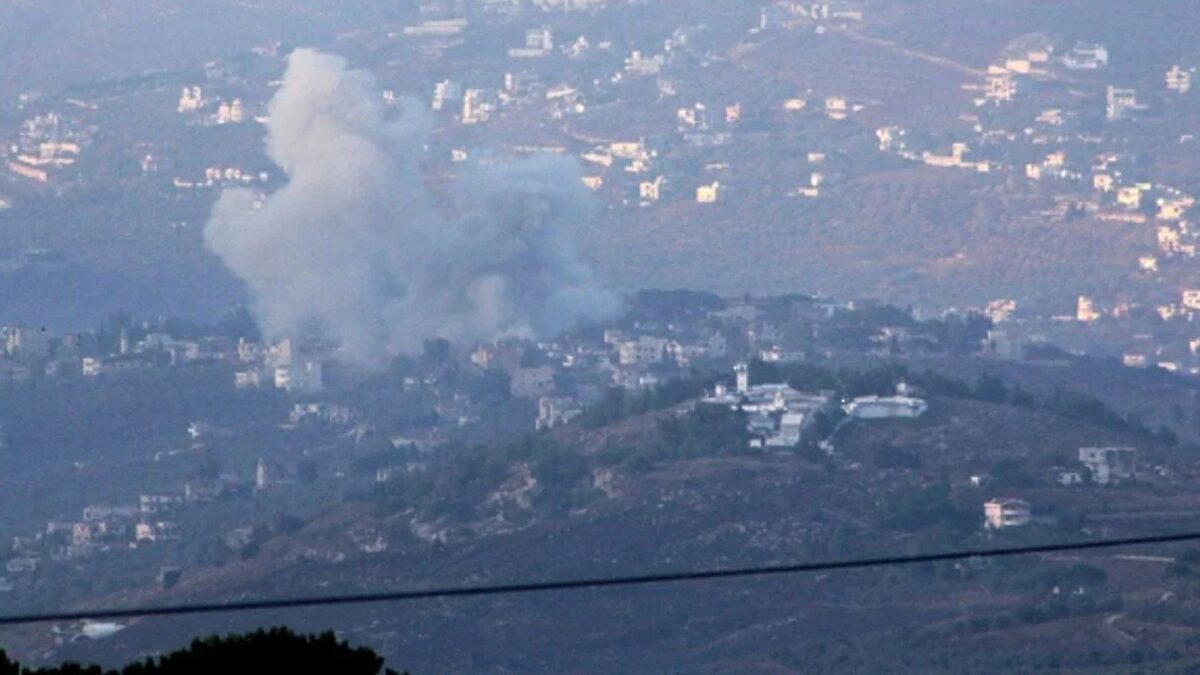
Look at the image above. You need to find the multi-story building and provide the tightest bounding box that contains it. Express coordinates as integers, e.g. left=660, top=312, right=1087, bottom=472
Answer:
left=1076, top=296, right=1102, bottom=322
left=1079, top=446, right=1137, bottom=485
left=1106, top=86, right=1140, bottom=121
left=617, top=337, right=667, bottom=365
left=1166, top=65, right=1192, bottom=94
left=984, top=498, right=1031, bottom=529
left=510, top=366, right=556, bottom=398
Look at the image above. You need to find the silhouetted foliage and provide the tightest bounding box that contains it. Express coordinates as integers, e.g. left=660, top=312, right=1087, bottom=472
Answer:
left=972, top=374, right=1008, bottom=403
left=1, top=628, right=402, bottom=675
left=885, top=484, right=974, bottom=532
left=655, top=404, right=749, bottom=458
left=873, top=445, right=923, bottom=470
left=633, top=289, right=725, bottom=319
left=579, top=376, right=710, bottom=429
left=1008, top=386, right=1036, bottom=408
left=1018, top=563, right=1107, bottom=594
left=421, top=338, right=451, bottom=367
left=1045, top=387, right=1130, bottom=431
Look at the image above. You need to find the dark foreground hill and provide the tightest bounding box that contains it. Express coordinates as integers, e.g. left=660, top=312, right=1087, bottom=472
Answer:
left=1, top=628, right=398, bottom=675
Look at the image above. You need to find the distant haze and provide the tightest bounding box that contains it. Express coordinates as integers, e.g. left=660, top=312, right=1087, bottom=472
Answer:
left=204, top=48, right=617, bottom=365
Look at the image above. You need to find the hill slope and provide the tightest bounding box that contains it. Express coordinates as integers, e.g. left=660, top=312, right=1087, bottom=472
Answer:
left=12, top=395, right=1200, bottom=673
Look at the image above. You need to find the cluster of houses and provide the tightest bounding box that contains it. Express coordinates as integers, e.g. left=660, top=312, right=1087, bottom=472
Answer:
left=871, top=33, right=1198, bottom=369
left=0, top=323, right=339, bottom=393
left=701, top=362, right=929, bottom=450
left=0, top=426, right=332, bottom=593
left=1073, top=284, right=1200, bottom=376
left=172, top=164, right=269, bottom=190
left=399, top=2, right=867, bottom=211
left=232, top=338, right=328, bottom=393
left=0, top=281, right=1174, bottom=594
left=176, top=85, right=249, bottom=125
left=984, top=446, right=1139, bottom=530
left=5, top=496, right=185, bottom=587
left=703, top=362, right=831, bottom=448
left=3, top=110, right=92, bottom=186
left=471, top=321, right=733, bottom=432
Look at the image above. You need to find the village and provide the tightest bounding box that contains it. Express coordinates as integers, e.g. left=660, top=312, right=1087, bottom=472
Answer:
left=1, top=2, right=1196, bottom=380
left=0, top=288, right=1180, bottom=607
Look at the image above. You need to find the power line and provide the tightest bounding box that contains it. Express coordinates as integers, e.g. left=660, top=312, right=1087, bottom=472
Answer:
left=2, top=530, right=1198, bottom=627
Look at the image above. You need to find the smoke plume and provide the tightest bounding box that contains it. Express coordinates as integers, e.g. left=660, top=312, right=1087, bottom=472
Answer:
left=205, top=49, right=617, bottom=365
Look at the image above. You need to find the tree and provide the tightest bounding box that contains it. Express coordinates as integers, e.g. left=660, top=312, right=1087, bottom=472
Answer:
left=872, top=445, right=923, bottom=470
left=1008, top=386, right=1035, bottom=408
left=1, top=628, right=404, bottom=675
left=972, top=374, right=1008, bottom=403
left=421, top=338, right=451, bottom=367
left=885, top=484, right=973, bottom=532
left=298, top=460, right=319, bottom=485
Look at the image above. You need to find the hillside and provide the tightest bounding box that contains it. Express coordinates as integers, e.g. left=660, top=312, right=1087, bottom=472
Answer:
left=584, top=163, right=1168, bottom=311
left=0, top=1, right=406, bottom=94
left=3, top=0, right=1198, bottom=323
left=11, top=391, right=1200, bottom=673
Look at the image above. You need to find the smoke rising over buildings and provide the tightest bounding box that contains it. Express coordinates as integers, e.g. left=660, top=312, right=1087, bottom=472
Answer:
left=204, top=49, right=617, bottom=365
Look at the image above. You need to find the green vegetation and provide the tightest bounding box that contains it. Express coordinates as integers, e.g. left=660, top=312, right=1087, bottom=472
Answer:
left=630, top=289, right=725, bottom=320
left=1047, top=387, right=1180, bottom=445
left=872, top=445, right=923, bottom=470
left=579, top=376, right=712, bottom=429
left=362, top=396, right=747, bottom=520
left=0, top=628, right=401, bottom=675
left=883, top=484, right=974, bottom=533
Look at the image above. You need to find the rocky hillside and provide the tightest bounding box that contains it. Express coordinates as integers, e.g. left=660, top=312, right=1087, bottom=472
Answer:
left=13, top=389, right=1200, bottom=673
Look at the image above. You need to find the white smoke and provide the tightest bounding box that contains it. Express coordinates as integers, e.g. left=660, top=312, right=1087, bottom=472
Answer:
left=205, top=49, right=618, bottom=365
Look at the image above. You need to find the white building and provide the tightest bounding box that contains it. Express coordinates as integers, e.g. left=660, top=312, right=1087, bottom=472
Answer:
left=624, top=51, right=665, bottom=76
left=1056, top=470, right=1085, bottom=486
left=842, top=395, right=928, bottom=420
left=1079, top=446, right=1137, bottom=485
left=1166, top=65, right=1192, bottom=94
left=289, top=403, right=354, bottom=426
left=508, top=26, right=553, bottom=58
left=274, top=361, right=323, bottom=393
left=771, top=412, right=807, bottom=447
left=402, top=19, right=467, bottom=37
left=612, top=367, right=659, bottom=391
left=706, top=363, right=829, bottom=448
left=640, top=176, right=665, bottom=202
left=139, top=494, right=183, bottom=515
left=696, top=182, right=720, bottom=204
left=431, top=80, right=463, bottom=111
left=735, top=361, right=750, bottom=395
left=536, top=396, right=581, bottom=431
left=1076, top=295, right=1102, bottom=322
left=265, top=339, right=293, bottom=369
left=4, top=325, right=51, bottom=359
left=1182, top=289, right=1200, bottom=311
left=177, top=86, right=204, bottom=113
left=462, top=89, right=495, bottom=125
left=234, top=370, right=262, bottom=389
left=1106, top=86, right=1141, bottom=121
left=255, top=457, right=269, bottom=491
left=984, top=498, right=1031, bottom=529
left=825, top=97, right=848, bottom=121
left=617, top=337, right=667, bottom=365
left=1063, top=43, right=1108, bottom=70
left=216, top=99, right=245, bottom=124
